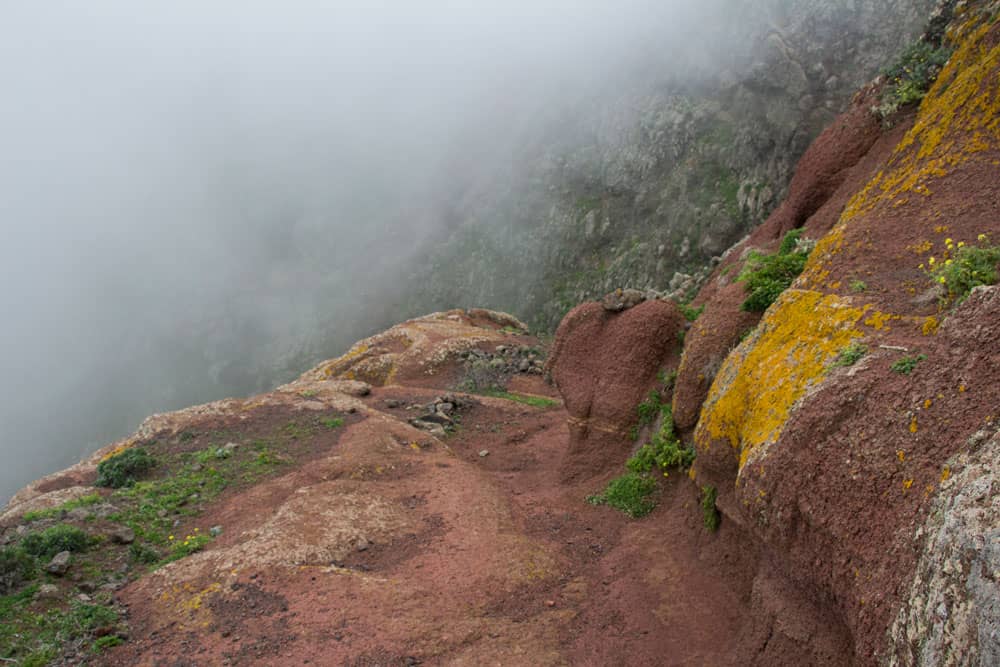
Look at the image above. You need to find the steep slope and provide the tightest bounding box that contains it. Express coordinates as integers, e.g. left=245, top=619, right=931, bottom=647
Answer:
left=675, top=3, right=1000, bottom=663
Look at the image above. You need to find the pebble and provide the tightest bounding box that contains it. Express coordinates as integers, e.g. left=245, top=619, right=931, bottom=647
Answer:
left=479, top=450, right=490, bottom=458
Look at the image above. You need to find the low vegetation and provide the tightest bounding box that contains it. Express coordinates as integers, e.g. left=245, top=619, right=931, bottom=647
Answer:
left=21, top=524, right=93, bottom=560
left=587, top=472, right=658, bottom=518
left=594, top=383, right=696, bottom=519
left=891, top=354, right=926, bottom=375
left=833, top=341, right=868, bottom=368
left=701, top=485, right=720, bottom=532
left=481, top=389, right=559, bottom=408
left=875, top=38, right=953, bottom=120
left=739, top=229, right=812, bottom=312
left=0, top=588, right=122, bottom=665
left=923, top=234, right=1000, bottom=305
left=95, top=447, right=156, bottom=488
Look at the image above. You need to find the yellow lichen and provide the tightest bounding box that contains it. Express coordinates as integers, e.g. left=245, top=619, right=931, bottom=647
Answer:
left=922, top=316, right=940, bottom=336
left=864, top=310, right=898, bottom=331
left=897, top=449, right=906, bottom=462
left=696, top=290, right=864, bottom=470
left=903, top=479, right=914, bottom=491
left=909, top=417, right=918, bottom=434
left=941, top=466, right=952, bottom=482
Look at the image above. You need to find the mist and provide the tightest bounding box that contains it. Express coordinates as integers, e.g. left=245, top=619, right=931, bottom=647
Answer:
left=0, top=0, right=771, bottom=501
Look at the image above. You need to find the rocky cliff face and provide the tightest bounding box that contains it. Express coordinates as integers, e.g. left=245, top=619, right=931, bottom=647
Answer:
left=398, top=0, right=936, bottom=331
left=2, top=2, right=998, bottom=665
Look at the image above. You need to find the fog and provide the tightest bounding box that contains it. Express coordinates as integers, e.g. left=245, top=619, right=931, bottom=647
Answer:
left=0, top=0, right=750, bottom=501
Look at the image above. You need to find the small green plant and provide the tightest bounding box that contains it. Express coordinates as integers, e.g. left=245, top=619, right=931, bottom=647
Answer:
left=320, top=416, right=345, bottom=429
left=627, top=406, right=695, bottom=474
left=164, top=532, right=211, bottom=563
left=701, top=486, right=720, bottom=532
left=678, top=303, right=705, bottom=322
left=587, top=473, right=658, bottom=518
left=128, top=542, right=161, bottom=565
left=833, top=341, right=868, bottom=367
left=299, top=389, right=319, bottom=398
left=739, top=229, right=812, bottom=312
left=891, top=354, right=927, bottom=375
left=21, top=524, right=92, bottom=559
left=481, top=389, right=559, bottom=408
left=636, top=389, right=663, bottom=426
left=923, top=235, right=1000, bottom=305
left=96, top=448, right=156, bottom=488
left=849, top=279, right=868, bottom=292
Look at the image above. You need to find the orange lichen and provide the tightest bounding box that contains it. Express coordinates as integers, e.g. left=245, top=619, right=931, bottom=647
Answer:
left=941, top=466, right=952, bottom=482
left=903, top=479, right=914, bottom=491
left=923, top=398, right=933, bottom=409
left=909, top=417, right=918, bottom=433
left=696, top=290, right=864, bottom=470
left=897, top=449, right=906, bottom=462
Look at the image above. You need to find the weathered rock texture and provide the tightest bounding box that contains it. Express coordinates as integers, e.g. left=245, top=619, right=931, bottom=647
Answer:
left=679, top=5, right=1000, bottom=663
left=548, top=298, right=685, bottom=479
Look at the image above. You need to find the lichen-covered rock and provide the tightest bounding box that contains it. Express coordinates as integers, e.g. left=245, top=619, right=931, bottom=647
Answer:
left=887, top=428, right=1000, bottom=666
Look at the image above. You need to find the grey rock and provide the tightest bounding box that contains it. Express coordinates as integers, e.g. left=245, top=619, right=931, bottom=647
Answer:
left=209, top=525, right=224, bottom=537
left=478, top=450, right=490, bottom=458
left=384, top=398, right=403, bottom=409
left=36, top=584, right=61, bottom=600
left=110, top=526, right=135, bottom=545
left=67, top=508, right=91, bottom=521
left=45, top=551, right=72, bottom=576
left=601, top=288, right=646, bottom=312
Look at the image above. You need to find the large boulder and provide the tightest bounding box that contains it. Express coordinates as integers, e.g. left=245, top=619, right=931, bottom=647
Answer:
left=548, top=299, right=685, bottom=479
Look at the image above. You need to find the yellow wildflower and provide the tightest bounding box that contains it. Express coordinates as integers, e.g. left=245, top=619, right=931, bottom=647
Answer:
left=928, top=257, right=935, bottom=265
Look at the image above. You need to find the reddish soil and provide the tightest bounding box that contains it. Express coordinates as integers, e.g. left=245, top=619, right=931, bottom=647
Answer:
left=99, top=372, right=763, bottom=667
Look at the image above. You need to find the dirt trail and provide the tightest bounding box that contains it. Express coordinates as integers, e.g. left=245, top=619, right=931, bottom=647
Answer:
left=103, top=372, right=754, bottom=666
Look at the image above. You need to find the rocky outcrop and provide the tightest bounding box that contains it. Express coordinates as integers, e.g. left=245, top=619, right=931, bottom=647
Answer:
left=548, top=298, right=685, bottom=479
left=677, top=5, right=1000, bottom=663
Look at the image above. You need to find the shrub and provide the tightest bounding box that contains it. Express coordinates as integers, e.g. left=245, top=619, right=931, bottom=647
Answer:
left=21, top=524, right=91, bottom=559
left=924, top=235, right=1000, bottom=305
left=96, top=448, right=155, bottom=488
left=587, top=473, right=658, bottom=518
left=636, top=389, right=663, bottom=426
left=739, top=230, right=812, bottom=312
left=0, top=547, right=36, bottom=595
left=891, top=354, right=926, bottom=375
left=875, top=39, right=953, bottom=119
left=701, top=486, right=720, bottom=531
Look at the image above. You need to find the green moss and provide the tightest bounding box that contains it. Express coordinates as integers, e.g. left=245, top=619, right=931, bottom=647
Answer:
left=480, top=389, right=559, bottom=408
left=701, top=486, right=720, bottom=531
left=587, top=473, right=658, bottom=518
